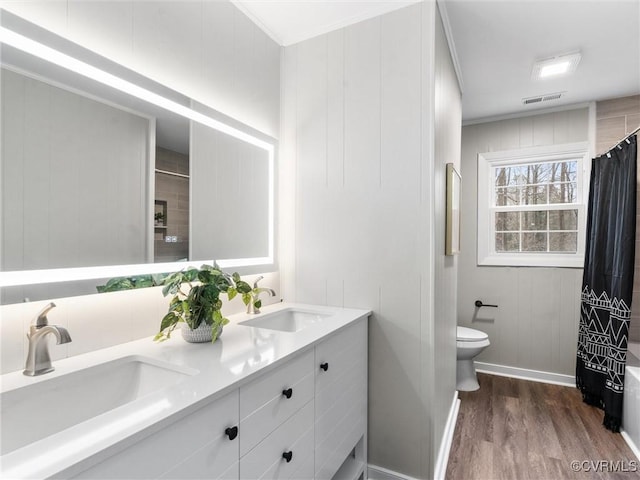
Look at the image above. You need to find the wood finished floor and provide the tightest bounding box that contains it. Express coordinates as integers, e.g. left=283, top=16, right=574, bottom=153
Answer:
left=445, top=373, right=640, bottom=480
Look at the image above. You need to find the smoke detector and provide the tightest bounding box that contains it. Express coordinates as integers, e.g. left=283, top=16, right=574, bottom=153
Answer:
left=531, top=52, right=582, bottom=80
left=522, top=92, right=566, bottom=105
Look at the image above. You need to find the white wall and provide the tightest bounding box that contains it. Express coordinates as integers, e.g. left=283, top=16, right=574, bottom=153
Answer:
left=0, top=0, right=281, bottom=372
left=458, top=108, right=589, bottom=376
left=280, top=3, right=460, bottom=477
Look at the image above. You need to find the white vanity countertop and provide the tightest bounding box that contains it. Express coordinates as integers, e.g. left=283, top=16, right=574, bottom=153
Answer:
left=0, top=302, right=370, bottom=479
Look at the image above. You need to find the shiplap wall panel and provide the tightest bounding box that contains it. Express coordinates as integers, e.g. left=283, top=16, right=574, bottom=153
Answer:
left=459, top=108, right=588, bottom=376
left=2, top=69, right=149, bottom=272
left=344, top=19, right=381, bottom=191
left=281, top=4, right=450, bottom=476
left=327, top=30, right=345, bottom=190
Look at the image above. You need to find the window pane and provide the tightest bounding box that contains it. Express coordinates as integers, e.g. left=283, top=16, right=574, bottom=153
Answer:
left=522, top=185, right=547, bottom=205
left=549, top=209, right=578, bottom=230
left=495, top=212, right=520, bottom=231
left=522, top=211, right=547, bottom=230
left=550, top=182, right=577, bottom=204
left=549, top=232, right=577, bottom=252
left=495, top=186, right=520, bottom=206
left=522, top=232, right=547, bottom=251
left=495, top=167, right=521, bottom=187
left=521, top=163, right=549, bottom=185
left=496, top=232, right=519, bottom=252
left=534, top=163, right=552, bottom=184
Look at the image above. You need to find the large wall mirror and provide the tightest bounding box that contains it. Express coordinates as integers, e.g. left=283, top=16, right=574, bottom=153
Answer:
left=0, top=10, right=276, bottom=304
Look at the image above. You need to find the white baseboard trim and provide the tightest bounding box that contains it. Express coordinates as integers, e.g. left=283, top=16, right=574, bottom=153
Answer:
left=367, top=464, right=420, bottom=480
left=475, top=361, right=575, bottom=387
left=621, top=430, right=640, bottom=462
left=434, top=392, right=460, bottom=480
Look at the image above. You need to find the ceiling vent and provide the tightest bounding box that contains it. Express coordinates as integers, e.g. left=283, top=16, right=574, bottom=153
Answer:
left=522, top=91, right=566, bottom=105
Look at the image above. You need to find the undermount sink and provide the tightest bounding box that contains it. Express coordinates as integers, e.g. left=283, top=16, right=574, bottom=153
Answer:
left=0, top=355, right=197, bottom=455
left=239, top=308, right=333, bottom=332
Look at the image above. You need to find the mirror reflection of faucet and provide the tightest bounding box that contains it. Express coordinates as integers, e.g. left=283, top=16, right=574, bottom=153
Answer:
left=23, top=302, right=72, bottom=376
left=246, top=276, right=276, bottom=314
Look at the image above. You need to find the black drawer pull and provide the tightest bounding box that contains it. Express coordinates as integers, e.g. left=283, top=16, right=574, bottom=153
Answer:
left=282, top=388, right=293, bottom=399
left=225, top=426, right=238, bottom=441
left=282, top=451, right=293, bottom=463
left=320, top=362, right=329, bottom=372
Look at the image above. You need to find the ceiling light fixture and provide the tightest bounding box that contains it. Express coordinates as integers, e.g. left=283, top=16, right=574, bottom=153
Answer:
left=531, top=52, right=582, bottom=80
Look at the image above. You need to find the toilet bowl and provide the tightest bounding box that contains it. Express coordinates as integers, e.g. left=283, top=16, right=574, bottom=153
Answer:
left=456, top=326, right=490, bottom=391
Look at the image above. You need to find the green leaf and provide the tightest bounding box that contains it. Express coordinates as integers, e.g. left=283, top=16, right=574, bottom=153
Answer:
left=236, top=280, right=252, bottom=294
left=241, top=293, right=252, bottom=306
left=232, top=272, right=241, bottom=283
left=254, top=299, right=262, bottom=309
left=159, top=312, right=178, bottom=332
left=227, top=287, right=238, bottom=301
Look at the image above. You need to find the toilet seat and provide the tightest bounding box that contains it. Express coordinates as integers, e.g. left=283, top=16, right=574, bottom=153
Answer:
left=457, top=326, right=488, bottom=342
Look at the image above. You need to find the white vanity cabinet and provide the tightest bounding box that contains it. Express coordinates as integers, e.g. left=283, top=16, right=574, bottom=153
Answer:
left=71, top=390, right=240, bottom=480
left=64, top=313, right=368, bottom=480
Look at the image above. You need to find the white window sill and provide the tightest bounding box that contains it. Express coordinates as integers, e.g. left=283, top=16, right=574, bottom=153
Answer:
left=478, top=253, right=584, bottom=268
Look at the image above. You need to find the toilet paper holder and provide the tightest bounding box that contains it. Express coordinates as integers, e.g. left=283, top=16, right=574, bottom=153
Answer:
left=474, top=300, right=498, bottom=308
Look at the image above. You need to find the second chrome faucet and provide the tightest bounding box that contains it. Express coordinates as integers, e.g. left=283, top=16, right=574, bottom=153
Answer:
left=246, top=276, right=276, bottom=314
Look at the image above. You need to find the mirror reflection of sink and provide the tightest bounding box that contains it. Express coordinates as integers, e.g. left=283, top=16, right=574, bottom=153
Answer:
left=0, top=355, right=197, bottom=455
left=239, top=309, right=333, bottom=332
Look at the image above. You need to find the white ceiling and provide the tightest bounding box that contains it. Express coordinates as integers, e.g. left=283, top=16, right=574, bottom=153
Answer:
left=235, top=0, right=640, bottom=123
left=232, top=0, right=421, bottom=46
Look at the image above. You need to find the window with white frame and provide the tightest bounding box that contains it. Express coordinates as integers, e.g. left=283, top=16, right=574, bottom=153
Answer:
left=477, top=142, right=590, bottom=267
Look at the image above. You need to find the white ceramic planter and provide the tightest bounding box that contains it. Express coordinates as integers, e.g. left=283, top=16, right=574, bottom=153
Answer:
left=181, top=323, right=222, bottom=343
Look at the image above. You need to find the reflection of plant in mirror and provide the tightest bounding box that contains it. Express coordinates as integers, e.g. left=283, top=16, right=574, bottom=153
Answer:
left=96, top=274, right=168, bottom=293
left=154, top=212, right=165, bottom=224
left=156, top=264, right=239, bottom=343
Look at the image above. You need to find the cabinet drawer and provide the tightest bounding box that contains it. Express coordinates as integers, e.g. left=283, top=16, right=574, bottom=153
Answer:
left=240, top=349, right=314, bottom=418
left=73, top=390, right=239, bottom=480
left=240, top=400, right=314, bottom=480
left=239, top=350, right=314, bottom=455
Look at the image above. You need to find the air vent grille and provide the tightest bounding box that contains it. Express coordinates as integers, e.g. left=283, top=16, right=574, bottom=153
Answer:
left=522, top=91, right=565, bottom=105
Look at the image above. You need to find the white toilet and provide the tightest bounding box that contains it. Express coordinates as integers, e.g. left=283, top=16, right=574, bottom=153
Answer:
left=456, top=326, right=490, bottom=391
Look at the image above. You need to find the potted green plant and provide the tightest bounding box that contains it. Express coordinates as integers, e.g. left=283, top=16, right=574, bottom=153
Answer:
left=155, top=264, right=252, bottom=343
left=154, top=212, right=165, bottom=226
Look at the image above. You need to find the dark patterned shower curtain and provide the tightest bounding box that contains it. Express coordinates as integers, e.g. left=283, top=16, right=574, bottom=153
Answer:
left=577, top=135, right=637, bottom=432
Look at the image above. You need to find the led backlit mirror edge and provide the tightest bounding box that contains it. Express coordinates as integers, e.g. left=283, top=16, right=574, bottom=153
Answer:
left=0, top=10, right=275, bottom=289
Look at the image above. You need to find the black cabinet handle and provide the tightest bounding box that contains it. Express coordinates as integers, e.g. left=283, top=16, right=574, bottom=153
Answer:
left=282, top=388, right=293, bottom=399
left=225, top=426, right=238, bottom=441
left=320, top=362, right=329, bottom=372
left=282, top=451, right=293, bottom=463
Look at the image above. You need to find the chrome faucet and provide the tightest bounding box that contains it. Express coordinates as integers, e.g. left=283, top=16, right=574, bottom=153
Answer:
left=24, top=302, right=72, bottom=376
left=246, top=276, right=276, bottom=314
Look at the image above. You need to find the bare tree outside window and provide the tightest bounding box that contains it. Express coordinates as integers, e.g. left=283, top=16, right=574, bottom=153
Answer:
left=494, top=160, right=579, bottom=254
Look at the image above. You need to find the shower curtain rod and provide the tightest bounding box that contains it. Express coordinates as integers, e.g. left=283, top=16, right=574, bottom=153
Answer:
left=605, top=125, right=640, bottom=157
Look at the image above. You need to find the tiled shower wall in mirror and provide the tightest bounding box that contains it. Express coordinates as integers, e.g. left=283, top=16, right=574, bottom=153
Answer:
left=154, top=147, right=189, bottom=263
